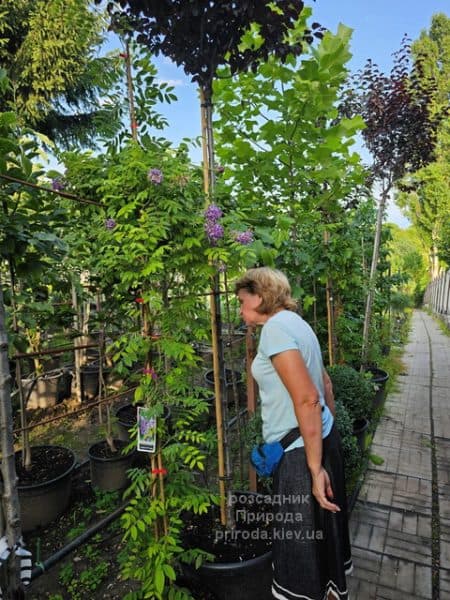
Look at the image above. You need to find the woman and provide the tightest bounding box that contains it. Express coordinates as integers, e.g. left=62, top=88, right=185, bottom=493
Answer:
left=235, top=267, right=352, bottom=600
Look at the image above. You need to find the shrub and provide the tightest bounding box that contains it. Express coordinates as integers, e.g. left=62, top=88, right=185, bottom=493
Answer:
left=334, top=400, right=362, bottom=491
left=328, top=364, right=374, bottom=422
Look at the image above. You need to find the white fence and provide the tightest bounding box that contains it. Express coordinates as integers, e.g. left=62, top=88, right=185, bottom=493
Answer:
left=423, top=270, right=450, bottom=328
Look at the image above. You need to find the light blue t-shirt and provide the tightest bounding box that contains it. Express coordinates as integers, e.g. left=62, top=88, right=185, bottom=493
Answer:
left=251, top=310, right=333, bottom=451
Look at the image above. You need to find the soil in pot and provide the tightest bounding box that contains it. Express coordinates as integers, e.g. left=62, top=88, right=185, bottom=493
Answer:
left=182, top=492, right=273, bottom=600
left=14, top=445, right=76, bottom=532
left=88, top=439, right=136, bottom=492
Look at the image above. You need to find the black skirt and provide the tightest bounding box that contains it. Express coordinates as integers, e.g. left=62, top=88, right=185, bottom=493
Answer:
left=271, top=424, right=352, bottom=600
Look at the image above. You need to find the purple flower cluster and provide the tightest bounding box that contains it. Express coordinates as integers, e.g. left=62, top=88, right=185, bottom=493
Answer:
left=148, top=168, right=163, bottom=184
left=204, top=203, right=223, bottom=221
left=233, top=230, right=254, bottom=245
left=204, top=203, right=224, bottom=245
left=51, top=177, right=65, bottom=192
left=205, top=221, right=224, bottom=243
left=105, top=218, right=116, bottom=230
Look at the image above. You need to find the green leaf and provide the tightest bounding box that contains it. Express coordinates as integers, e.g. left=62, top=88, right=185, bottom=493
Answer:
left=154, top=567, right=165, bottom=595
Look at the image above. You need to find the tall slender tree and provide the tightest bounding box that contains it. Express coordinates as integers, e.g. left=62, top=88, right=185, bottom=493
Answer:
left=343, top=36, right=441, bottom=364
left=396, top=14, right=450, bottom=275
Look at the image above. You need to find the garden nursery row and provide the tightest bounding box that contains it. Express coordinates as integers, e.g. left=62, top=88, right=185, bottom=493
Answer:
left=1, top=1, right=447, bottom=599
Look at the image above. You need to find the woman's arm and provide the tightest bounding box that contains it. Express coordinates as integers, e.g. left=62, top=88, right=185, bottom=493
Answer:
left=271, top=349, right=340, bottom=513
left=323, top=368, right=335, bottom=417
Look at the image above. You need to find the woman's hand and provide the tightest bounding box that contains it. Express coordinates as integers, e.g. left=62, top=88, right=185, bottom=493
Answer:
left=311, top=466, right=341, bottom=513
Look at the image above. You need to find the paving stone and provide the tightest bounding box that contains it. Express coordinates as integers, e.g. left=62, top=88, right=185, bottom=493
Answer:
left=347, top=546, right=381, bottom=584
left=348, top=312, right=448, bottom=599
left=385, top=527, right=432, bottom=563
left=440, top=567, right=450, bottom=597
left=348, top=578, right=377, bottom=599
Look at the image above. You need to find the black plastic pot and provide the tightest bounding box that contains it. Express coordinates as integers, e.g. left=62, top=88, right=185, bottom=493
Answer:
left=367, top=367, right=389, bottom=411
left=116, top=403, right=141, bottom=442
left=352, top=417, right=370, bottom=452
left=88, top=440, right=136, bottom=492
left=58, top=368, right=73, bottom=402
left=183, top=492, right=273, bottom=600
left=204, top=369, right=246, bottom=407
left=188, top=547, right=273, bottom=600
left=80, top=363, right=109, bottom=402
left=16, top=445, right=76, bottom=532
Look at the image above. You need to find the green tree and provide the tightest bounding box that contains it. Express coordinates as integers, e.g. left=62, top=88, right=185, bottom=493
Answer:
left=213, top=18, right=366, bottom=362
left=412, top=13, right=450, bottom=120
left=396, top=14, right=450, bottom=274
left=0, top=0, right=119, bottom=146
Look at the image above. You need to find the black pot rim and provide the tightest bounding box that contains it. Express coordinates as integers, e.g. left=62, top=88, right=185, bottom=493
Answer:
left=88, top=439, right=135, bottom=463
left=204, top=368, right=243, bottom=386
left=16, top=445, right=76, bottom=491
left=198, top=547, right=272, bottom=572
left=367, top=367, right=389, bottom=382
left=352, top=417, right=370, bottom=433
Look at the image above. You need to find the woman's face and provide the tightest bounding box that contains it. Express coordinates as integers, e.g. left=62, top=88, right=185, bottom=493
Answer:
left=237, top=289, right=266, bottom=326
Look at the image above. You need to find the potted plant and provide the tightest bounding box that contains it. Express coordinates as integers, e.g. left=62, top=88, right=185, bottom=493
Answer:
left=328, top=364, right=375, bottom=450
left=0, top=110, right=78, bottom=533
left=87, top=311, right=137, bottom=493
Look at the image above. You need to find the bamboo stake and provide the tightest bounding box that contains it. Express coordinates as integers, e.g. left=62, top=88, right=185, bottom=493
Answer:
left=71, top=284, right=82, bottom=403
left=150, top=454, right=160, bottom=540
left=200, top=86, right=227, bottom=525
left=245, top=326, right=257, bottom=492
left=125, top=40, right=138, bottom=142
left=323, top=229, right=335, bottom=366
left=157, top=451, right=168, bottom=535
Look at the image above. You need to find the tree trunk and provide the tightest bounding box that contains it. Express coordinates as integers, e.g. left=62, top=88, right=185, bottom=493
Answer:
left=0, top=277, right=25, bottom=598
left=361, top=183, right=390, bottom=367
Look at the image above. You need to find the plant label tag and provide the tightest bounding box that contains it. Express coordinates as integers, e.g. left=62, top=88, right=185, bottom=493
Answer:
left=137, top=407, right=157, bottom=453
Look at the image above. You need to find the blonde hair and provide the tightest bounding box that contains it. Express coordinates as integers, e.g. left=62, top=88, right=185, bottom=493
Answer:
left=234, top=267, right=297, bottom=314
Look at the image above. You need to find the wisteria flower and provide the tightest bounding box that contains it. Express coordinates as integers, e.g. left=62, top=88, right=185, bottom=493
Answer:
left=51, top=177, right=65, bottom=192
left=104, top=218, right=116, bottom=230
left=148, top=168, right=163, bottom=184
left=205, top=221, right=224, bottom=245
left=204, top=203, right=223, bottom=221
left=233, top=230, right=254, bottom=245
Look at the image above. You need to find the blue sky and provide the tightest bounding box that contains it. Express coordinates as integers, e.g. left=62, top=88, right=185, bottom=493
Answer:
left=107, top=1, right=449, bottom=226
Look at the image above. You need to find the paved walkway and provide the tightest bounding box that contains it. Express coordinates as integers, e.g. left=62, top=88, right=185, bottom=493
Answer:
left=348, top=310, right=450, bottom=599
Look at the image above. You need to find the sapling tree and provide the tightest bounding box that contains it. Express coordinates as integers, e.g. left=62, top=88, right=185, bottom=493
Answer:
left=342, top=36, right=441, bottom=365
left=0, top=100, right=68, bottom=470
left=0, top=81, right=68, bottom=598
left=212, top=19, right=366, bottom=363
left=101, top=0, right=324, bottom=529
